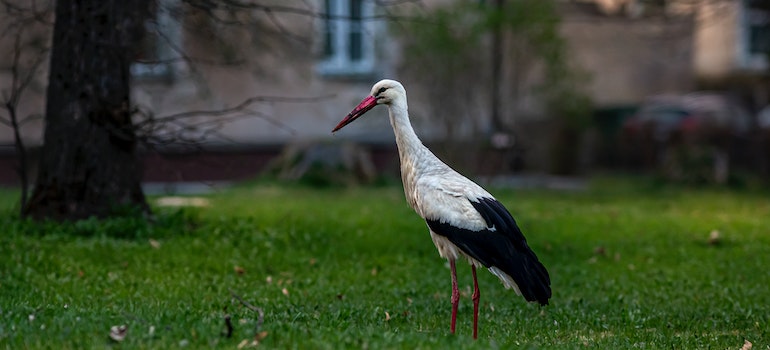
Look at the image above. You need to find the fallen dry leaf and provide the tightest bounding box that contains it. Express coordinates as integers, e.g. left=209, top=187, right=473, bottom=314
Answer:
left=237, top=338, right=262, bottom=349
left=234, top=266, right=246, bottom=275
left=708, top=230, right=721, bottom=245
left=281, top=288, right=289, bottom=296
left=255, top=331, right=268, bottom=341
left=109, top=325, right=127, bottom=342
left=149, top=239, right=161, bottom=249
left=385, top=311, right=391, bottom=321
left=741, top=340, right=752, bottom=350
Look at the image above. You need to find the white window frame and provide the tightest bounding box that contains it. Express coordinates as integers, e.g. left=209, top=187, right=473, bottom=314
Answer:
left=737, top=0, right=769, bottom=71
left=317, top=0, right=377, bottom=77
left=131, top=0, right=183, bottom=79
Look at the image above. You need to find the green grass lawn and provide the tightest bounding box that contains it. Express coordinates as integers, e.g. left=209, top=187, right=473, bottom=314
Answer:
left=1, top=178, right=769, bottom=349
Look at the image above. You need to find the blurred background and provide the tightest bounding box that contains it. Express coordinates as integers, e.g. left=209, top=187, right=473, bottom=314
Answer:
left=1, top=0, right=769, bottom=194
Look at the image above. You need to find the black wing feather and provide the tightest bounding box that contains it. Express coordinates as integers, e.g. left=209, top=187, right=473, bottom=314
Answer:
left=426, top=197, right=551, bottom=305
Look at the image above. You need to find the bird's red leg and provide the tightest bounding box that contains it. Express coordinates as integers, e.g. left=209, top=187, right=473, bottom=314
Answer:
left=449, top=259, right=459, bottom=334
left=471, top=265, right=480, bottom=339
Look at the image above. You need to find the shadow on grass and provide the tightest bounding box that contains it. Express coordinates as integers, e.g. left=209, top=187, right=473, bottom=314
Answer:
left=0, top=207, right=204, bottom=240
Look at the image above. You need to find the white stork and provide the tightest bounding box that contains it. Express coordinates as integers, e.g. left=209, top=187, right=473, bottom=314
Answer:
left=332, top=79, right=551, bottom=339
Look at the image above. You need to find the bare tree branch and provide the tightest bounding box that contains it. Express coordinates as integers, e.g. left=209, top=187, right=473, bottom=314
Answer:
left=183, top=0, right=422, bottom=22
left=138, top=94, right=332, bottom=127
left=0, top=19, right=49, bottom=213
left=242, top=108, right=297, bottom=136
left=133, top=93, right=330, bottom=152
left=0, top=0, right=54, bottom=27
left=261, top=6, right=311, bottom=45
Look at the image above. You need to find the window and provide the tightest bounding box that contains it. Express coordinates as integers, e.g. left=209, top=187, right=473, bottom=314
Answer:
left=131, top=0, right=182, bottom=79
left=739, top=0, right=770, bottom=70
left=746, top=0, right=770, bottom=54
left=317, top=0, right=377, bottom=77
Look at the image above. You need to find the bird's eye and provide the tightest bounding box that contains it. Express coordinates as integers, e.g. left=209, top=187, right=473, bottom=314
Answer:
left=377, top=87, right=387, bottom=95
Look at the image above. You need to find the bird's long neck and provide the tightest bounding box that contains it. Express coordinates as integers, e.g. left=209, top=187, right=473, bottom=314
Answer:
left=387, top=99, right=445, bottom=210
left=388, top=101, right=422, bottom=159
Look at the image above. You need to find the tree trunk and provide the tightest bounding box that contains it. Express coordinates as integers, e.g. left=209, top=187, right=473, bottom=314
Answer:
left=24, top=0, right=150, bottom=221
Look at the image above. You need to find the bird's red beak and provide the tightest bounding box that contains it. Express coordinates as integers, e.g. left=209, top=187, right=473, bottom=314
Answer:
left=332, top=95, right=378, bottom=133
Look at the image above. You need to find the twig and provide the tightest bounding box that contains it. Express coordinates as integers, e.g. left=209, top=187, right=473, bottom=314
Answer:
left=229, top=289, right=264, bottom=335
left=223, top=313, right=233, bottom=338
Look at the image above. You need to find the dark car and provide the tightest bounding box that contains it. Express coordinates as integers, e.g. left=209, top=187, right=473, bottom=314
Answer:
left=620, top=93, right=752, bottom=172
left=623, top=93, right=751, bottom=142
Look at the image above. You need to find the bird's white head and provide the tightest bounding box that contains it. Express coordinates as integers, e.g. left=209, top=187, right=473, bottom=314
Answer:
left=332, top=79, right=405, bottom=133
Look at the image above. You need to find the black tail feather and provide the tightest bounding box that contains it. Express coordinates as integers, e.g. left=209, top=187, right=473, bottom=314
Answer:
left=426, top=197, right=551, bottom=305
